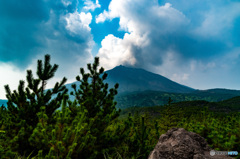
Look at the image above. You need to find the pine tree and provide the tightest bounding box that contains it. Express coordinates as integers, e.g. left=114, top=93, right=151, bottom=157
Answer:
left=157, top=104, right=178, bottom=132
left=168, top=97, right=173, bottom=106
left=125, top=112, right=152, bottom=159
left=3, top=54, right=68, bottom=156
left=70, top=57, right=122, bottom=158
left=0, top=106, right=7, bottom=156
left=29, top=95, right=94, bottom=159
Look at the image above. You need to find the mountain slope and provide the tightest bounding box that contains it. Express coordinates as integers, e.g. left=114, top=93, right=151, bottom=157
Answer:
left=104, top=65, right=194, bottom=93
left=115, top=89, right=240, bottom=109
left=66, top=65, right=194, bottom=94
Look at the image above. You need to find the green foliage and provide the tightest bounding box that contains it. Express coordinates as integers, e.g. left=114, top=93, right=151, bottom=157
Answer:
left=178, top=111, right=240, bottom=152
left=157, top=105, right=179, bottom=132
left=71, top=57, right=120, bottom=118
left=131, top=116, right=151, bottom=158
left=69, top=57, right=128, bottom=158
left=123, top=104, right=240, bottom=157
left=112, top=112, right=158, bottom=159
left=116, top=90, right=240, bottom=109
left=1, top=54, right=67, bottom=157
left=29, top=95, right=95, bottom=159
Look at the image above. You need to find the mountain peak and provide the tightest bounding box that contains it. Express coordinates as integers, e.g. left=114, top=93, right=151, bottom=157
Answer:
left=113, top=65, right=130, bottom=69
left=105, top=65, right=195, bottom=93
left=112, top=65, right=148, bottom=72
left=113, top=65, right=125, bottom=69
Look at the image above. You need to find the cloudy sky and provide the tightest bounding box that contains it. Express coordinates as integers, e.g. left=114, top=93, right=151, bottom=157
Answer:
left=0, top=0, right=240, bottom=99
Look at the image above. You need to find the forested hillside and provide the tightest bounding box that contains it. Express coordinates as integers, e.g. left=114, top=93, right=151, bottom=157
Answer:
left=115, top=90, right=240, bottom=109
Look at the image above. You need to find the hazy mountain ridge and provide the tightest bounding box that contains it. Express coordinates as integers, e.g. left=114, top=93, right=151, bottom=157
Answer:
left=120, top=96, right=240, bottom=119
left=115, top=89, right=240, bottom=109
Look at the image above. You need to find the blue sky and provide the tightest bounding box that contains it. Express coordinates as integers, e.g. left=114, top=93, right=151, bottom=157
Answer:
left=0, top=0, right=240, bottom=99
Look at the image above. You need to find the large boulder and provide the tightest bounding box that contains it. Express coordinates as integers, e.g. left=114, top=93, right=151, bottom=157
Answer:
left=148, top=128, right=232, bottom=159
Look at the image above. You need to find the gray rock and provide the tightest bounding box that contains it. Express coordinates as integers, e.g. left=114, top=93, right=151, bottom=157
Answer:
left=148, top=128, right=233, bottom=159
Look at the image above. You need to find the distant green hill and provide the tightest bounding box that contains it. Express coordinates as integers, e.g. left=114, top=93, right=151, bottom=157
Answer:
left=218, top=96, right=240, bottom=111
left=191, top=88, right=240, bottom=98
left=120, top=96, right=240, bottom=118
left=115, top=89, right=240, bottom=109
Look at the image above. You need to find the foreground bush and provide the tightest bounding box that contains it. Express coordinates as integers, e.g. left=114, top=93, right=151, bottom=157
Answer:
left=1, top=55, right=67, bottom=158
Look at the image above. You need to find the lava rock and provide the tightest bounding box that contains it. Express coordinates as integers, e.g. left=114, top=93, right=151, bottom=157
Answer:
left=148, top=128, right=233, bottom=159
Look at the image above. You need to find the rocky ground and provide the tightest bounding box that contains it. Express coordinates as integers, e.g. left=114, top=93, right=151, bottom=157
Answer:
left=148, top=128, right=233, bottom=159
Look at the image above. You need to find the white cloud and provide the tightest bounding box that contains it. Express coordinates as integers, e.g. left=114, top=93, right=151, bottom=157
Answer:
left=172, top=73, right=189, bottom=82
left=96, top=10, right=109, bottom=23
left=193, top=2, right=240, bottom=38
left=65, top=11, right=92, bottom=33
left=96, top=1, right=189, bottom=33
left=0, top=63, right=27, bottom=99
left=97, top=1, right=189, bottom=70
left=98, top=34, right=140, bottom=70
left=61, top=0, right=73, bottom=7
left=83, top=0, right=101, bottom=11
left=30, top=9, right=95, bottom=85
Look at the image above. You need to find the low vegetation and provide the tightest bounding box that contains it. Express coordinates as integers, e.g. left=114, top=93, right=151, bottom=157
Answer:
left=115, top=90, right=240, bottom=109
left=0, top=55, right=239, bottom=158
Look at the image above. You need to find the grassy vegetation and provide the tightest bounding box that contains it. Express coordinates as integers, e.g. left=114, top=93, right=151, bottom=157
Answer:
left=120, top=101, right=240, bottom=157
left=1, top=99, right=239, bottom=158
left=116, top=90, right=240, bottom=109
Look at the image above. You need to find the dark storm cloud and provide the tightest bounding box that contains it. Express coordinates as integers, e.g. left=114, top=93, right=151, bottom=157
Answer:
left=0, top=0, right=93, bottom=69
left=148, top=32, right=228, bottom=60
left=0, top=0, right=49, bottom=65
